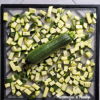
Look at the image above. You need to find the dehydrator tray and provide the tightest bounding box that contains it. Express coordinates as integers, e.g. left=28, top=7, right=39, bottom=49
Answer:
left=1, top=4, right=100, bottom=100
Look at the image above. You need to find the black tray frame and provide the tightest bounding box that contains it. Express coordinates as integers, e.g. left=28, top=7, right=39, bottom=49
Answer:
left=1, top=4, right=100, bottom=100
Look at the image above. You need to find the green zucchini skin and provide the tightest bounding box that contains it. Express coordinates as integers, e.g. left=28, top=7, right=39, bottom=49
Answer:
left=25, top=33, right=72, bottom=64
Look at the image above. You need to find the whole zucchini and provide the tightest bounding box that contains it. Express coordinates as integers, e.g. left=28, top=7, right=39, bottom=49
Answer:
left=25, top=33, right=72, bottom=64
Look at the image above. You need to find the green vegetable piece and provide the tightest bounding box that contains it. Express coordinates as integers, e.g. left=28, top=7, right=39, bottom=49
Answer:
left=84, top=33, right=89, bottom=40
left=51, top=75, right=56, bottom=80
left=50, top=21, right=57, bottom=28
left=48, top=35, right=55, bottom=41
left=28, top=95, right=36, bottom=99
left=71, top=25, right=76, bottom=31
left=79, top=85, right=85, bottom=91
left=64, top=72, right=70, bottom=78
left=14, top=13, right=20, bottom=18
left=38, top=81, right=44, bottom=85
left=14, top=73, right=19, bottom=79
left=80, top=18, right=85, bottom=25
left=8, top=22, right=12, bottom=27
left=20, top=71, right=26, bottom=78
left=6, top=78, right=13, bottom=83
left=91, top=66, right=95, bottom=70
left=20, top=15, right=25, bottom=18
left=9, top=32, right=15, bottom=38
left=20, top=77, right=28, bottom=83
left=52, top=85, right=59, bottom=91
left=31, top=23, right=37, bottom=28
left=26, top=33, right=72, bottom=64
left=68, top=31, right=75, bottom=40
left=40, top=34, right=45, bottom=38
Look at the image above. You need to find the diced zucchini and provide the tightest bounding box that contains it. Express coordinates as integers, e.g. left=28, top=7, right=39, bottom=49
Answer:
left=11, top=22, right=17, bottom=28
left=49, top=70, right=55, bottom=76
left=88, top=26, right=95, bottom=33
left=16, top=17, right=21, bottom=23
left=65, top=23, right=71, bottom=29
left=11, top=46, right=21, bottom=52
left=87, top=66, right=92, bottom=72
left=16, top=66, right=22, bottom=72
left=41, top=38, right=48, bottom=43
left=74, top=16, right=80, bottom=20
left=29, top=8, right=36, bottom=14
left=20, top=87, right=25, bottom=91
left=85, top=50, right=92, bottom=58
left=24, top=38, right=33, bottom=47
left=82, top=67, right=86, bottom=71
left=16, top=80, right=23, bottom=85
left=57, top=73, right=61, bottom=78
left=56, top=91, right=64, bottom=97
left=84, top=88, right=88, bottom=93
left=18, top=37, right=23, bottom=47
left=24, top=23, right=30, bottom=32
left=56, top=82, right=62, bottom=88
left=5, top=83, right=10, bottom=88
left=35, top=91, right=41, bottom=97
left=66, top=88, right=73, bottom=95
left=52, top=8, right=57, bottom=13
left=65, top=76, right=70, bottom=83
left=80, top=76, right=86, bottom=81
left=16, top=91, right=21, bottom=97
left=55, top=13, right=60, bottom=23
left=8, top=52, right=14, bottom=60
left=49, top=81, right=55, bottom=86
left=90, top=61, right=95, bottom=66
left=91, top=13, right=97, bottom=19
left=66, top=10, right=72, bottom=17
left=23, top=31, right=30, bottom=36
left=14, top=32, right=19, bottom=41
left=76, top=25, right=83, bottom=30
left=15, top=84, right=20, bottom=90
left=73, top=80, right=79, bottom=85
left=80, top=80, right=84, bottom=86
left=30, top=75, right=34, bottom=80
left=15, top=24, right=21, bottom=31
left=57, top=7, right=62, bottom=13
left=82, top=23, right=87, bottom=29
left=50, top=27, right=56, bottom=34
left=75, top=57, right=81, bottom=61
left=73, top=87, right=81, bottom=95
left=88, top=72, right=93, bottom=78
left=11, top=17, right=16, bottom=22
left=3, top=12, right=8, bottom=21
left=33, top=35, right=40, bottom=43
left=30, top=87, right=35, bottom=92
left=24, top=88, right=32, bottom=95
left=9, top=61, right=16, bottom=71
left=39, top=10, right=46, bottom=16
left=43, top=87, right=49, bottom=97
left=61, top=27, right=68, bottom=33
left=59, top=77, right=64, bottom=83
left=77, top=63, right=82, bottom=70
left=58, top=20, right=64, bottom=28
left=24, top=85, right=31, bottom=88
left=47, top=6, right=53, bottom=17
left=32, top=83, right=40, bottom=90
left=61, top=14, right=68, bottom=23
left=6, top=37, right=13, bottom=45
left=85, top=12, right=92, bottom=24
left=41, top=71, right=47, bottom=75
left=84, top=82, right=91, bottom=87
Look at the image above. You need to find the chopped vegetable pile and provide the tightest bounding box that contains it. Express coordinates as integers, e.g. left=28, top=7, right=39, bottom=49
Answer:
left=4, top=6, right=96, bottom=98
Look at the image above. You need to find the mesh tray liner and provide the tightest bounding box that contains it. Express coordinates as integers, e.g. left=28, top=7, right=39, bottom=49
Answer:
left=1, top=5, right=98, bottom=100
